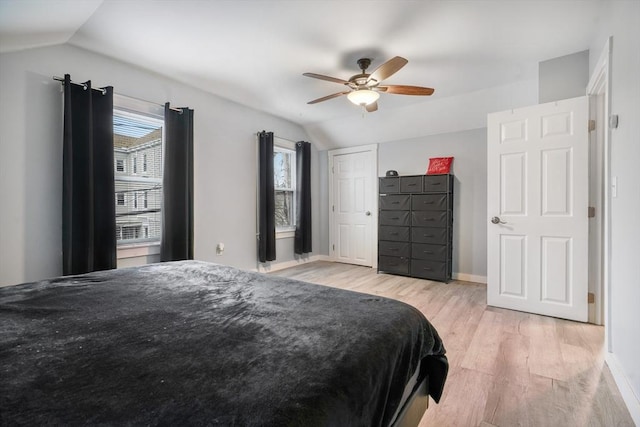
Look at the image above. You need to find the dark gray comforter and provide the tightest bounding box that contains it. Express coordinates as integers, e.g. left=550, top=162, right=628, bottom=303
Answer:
left=0, top=261, right=447, bottom=426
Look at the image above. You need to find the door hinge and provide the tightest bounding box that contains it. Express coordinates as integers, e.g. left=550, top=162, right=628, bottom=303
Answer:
left=588, top=206, right=596, bottom=218
left=332, top=244, right=335, bottom=251
left=588, top=119, right=596, bottom=132
left=588, top=292, right=595, bottom=304
left=332, top=205, right=335, bottom=212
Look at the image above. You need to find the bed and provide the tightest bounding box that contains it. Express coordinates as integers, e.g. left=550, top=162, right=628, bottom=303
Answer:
left=0, top=260, right=447, bottom=426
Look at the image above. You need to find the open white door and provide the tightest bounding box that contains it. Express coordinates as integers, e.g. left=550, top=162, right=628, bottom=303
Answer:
left=487, top=96, right=589, bottom=322
left=329, top=145, right=377, bottom=267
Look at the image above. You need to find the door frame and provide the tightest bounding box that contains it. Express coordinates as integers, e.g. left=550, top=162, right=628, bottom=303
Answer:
left=586, top=37, right=612, bottom=333
left=328, top=144, right=378, bottom=268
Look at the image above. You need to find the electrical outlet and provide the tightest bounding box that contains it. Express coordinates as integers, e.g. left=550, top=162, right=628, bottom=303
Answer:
left=216, top=242, right=224, bottom=255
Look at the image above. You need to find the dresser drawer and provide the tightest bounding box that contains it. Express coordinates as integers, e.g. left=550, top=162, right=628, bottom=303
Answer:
left=380, top=226, right=410, bottom=242
left=412, top=194, right=448, bottom=211
left=411, top=211, right=450, bottom=228
left=380, top=194, right=410, bottom=210
left=411, top=227, right=448, bottom=244
left=379, top=241, right=410, bottom=258
left=412, top=243, right=448, bottom=261
left=379, top=256, right=409, bottom=275
left=423, top=174, right=452, bottom=193
left=400, top=176, right=422, bottom=193
left=379, top=177, right=399, bottom=194
left=380, top=210, right=410, bottom=226
left=411, top=259, right=447, bottom=280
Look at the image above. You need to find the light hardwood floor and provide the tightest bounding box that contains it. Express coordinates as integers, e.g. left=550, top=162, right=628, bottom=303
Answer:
left=271, top=261, right=634, bottom=427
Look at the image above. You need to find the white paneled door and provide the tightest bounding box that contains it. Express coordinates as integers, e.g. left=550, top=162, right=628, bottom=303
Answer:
left=487, top=96, right=589, bottom=322
left=329, top=146, right=377, bottom=267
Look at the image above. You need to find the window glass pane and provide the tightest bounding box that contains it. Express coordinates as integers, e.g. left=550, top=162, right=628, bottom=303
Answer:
left=274, top=150, right=292, bottom=190
left=275, top=190, right=294, bottom=227
left=114, top=110, right=163, bottom=245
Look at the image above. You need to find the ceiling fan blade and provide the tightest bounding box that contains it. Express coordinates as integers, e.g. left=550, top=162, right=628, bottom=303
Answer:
left=303, top=72, right=350, bottom=85
left=368, top=56, right=408, bottom=84
left=365, top=102, right=378, bottom=113
left=307, top=91, right=350, bottom=104
left=378, top=85, right=435, bottom=96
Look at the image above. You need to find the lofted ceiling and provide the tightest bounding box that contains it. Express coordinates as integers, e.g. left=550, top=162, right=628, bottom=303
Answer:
left=0, top=0, right=604, bottom=149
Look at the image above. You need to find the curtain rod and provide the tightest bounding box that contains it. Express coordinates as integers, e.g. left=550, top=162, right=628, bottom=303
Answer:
left=256, top=131, right=299, bottom=144
left=53, top=76, right=184, bottom=113
left=53, top=75, right=107, bottom=95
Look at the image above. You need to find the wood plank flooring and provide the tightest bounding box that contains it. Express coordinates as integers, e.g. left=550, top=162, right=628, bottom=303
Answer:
left=271, top=261, right=634, bottom=427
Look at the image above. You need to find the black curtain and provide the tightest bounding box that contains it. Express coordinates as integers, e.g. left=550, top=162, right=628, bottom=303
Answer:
left=62, top=74, right=116, bottom=275
left=258, top=131, right=276, bottom=262
left=295, top=141, right=312, bottom=254
left=161, top=103, right=194, bottom=262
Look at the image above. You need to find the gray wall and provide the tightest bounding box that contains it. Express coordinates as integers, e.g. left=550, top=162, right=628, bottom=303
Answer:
left=589, top=1, right=640, bottom=413
left=0, top=44, right=324, bottom=286
left=539, top=50, right=589, bottom=103
left=378, top=128, right=487, bottom=281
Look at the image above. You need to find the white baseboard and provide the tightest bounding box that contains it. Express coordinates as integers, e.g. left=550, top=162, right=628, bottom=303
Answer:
left=256, top=255, right=331, bottom=273
left=453, top=272, right=487, bottom=284
left=606, top=352, right=640, bottom=425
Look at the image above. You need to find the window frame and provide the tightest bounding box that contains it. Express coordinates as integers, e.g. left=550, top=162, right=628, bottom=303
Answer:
left=273, top=138, right=297, bottom=239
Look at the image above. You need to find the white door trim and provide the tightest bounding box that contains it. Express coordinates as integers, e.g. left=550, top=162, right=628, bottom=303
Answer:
left=586, top=36, right=612, bottom=342
left=328, top=144, right=378, bottom=268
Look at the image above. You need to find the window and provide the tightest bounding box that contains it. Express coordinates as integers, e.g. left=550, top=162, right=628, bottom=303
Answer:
left=113, top=101, right=163, bottom=246
left=273, top=142, right=296, bottom=233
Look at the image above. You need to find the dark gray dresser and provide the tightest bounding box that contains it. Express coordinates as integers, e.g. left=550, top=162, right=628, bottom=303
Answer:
left=378, top=174, right=453, bottom=282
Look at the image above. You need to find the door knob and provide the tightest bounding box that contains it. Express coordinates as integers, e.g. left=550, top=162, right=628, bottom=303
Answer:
left=365, top=211, right=371, bottom=216
left=491, top=216, right=506, bottom=224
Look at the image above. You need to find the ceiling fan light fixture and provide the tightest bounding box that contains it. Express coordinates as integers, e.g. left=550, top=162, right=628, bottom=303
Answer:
left=347, top=89, right=379, bottom=106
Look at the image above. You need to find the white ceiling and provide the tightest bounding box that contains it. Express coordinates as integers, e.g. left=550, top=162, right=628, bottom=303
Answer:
left=0, top=0, right=604, bottom=149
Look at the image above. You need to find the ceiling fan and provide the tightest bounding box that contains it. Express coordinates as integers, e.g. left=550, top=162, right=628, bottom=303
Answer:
left=303, top=56, right=434, bottom=112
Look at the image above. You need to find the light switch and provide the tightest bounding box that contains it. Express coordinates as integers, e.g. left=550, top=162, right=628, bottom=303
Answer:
left=216, top=242, right=224, bottom=255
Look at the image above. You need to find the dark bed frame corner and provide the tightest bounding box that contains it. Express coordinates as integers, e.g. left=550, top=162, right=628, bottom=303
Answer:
left=390, top=376, right=429, bottom=427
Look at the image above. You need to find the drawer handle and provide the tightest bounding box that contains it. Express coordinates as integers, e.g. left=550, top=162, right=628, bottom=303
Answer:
left=391, top=217, right=400, bottom=220
left=423, top=251, right=433, bottom=254
left=423, top=234, right=434, bottom=238
left=430, top=182, right=441, bottom=186
left=408, top=183, right=417, bottom=186
left=390, top=248, right=399, bottom=251
left=390, top=232, right=399, bottom=236
left=392, top=201, right=400, bottom=204
left=423, top=201, right=434, bottom=204
left=422, top=267, right=433, bottom=271
left=422, top=218, right=434, bottom=221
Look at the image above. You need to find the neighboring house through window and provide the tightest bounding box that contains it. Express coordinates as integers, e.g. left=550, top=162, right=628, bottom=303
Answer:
left=113, top=98, right=163, bottom=247
left=273, top=138, right=296, bottom=236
